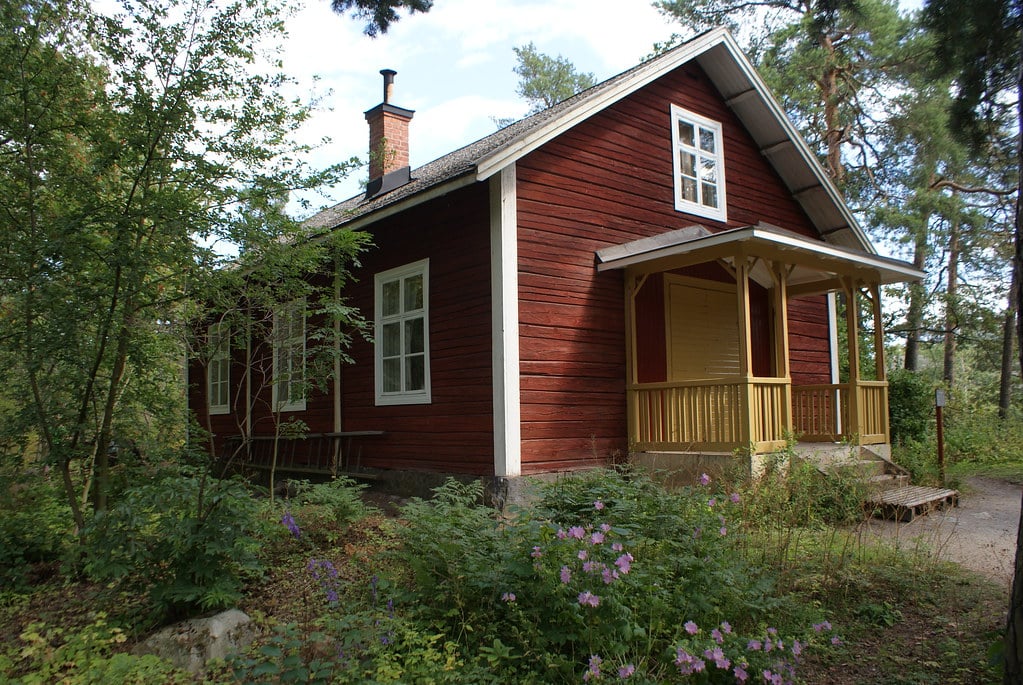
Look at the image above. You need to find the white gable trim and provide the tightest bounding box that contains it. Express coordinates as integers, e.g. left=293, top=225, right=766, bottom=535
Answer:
left=490, top=166, right=521, bottom=478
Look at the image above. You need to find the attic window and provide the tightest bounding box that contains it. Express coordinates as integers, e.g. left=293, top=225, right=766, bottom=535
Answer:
left=670, top=104, right=727, bottom=222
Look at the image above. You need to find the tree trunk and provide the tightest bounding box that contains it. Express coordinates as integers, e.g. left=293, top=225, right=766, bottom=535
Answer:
left=1000, top=264, right=1018, bottom=418
left=943, top=209, right=960, bottom=386
left=1003, top=29, right=1023, bottom=685
left=905, top=218, right=930, bottom=371
left=818, top=33, right=844, bottom=184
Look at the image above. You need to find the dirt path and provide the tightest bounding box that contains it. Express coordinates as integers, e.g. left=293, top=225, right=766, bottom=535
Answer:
left=859, top=476, right=1021, bottom=586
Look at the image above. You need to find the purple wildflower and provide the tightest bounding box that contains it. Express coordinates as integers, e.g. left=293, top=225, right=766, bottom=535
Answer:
left=711, top=628, right=723, bottom=644
left=675, top=649, right=705, bottom=675
left=556, top=528, right=568, bottom=540
left=734, top=664, right=748, bottom=682
left=721, top=621, right=732, bottom=634
left=703, top=646, right=729, bottom=670
left=831, top=635, right=842, bottom=645
left=792, top=640, right=802, bottom=657
left=708, top=497, right=717, bottom=507
left=584, top=654, right=602, bottom=681
left=747, top=639, right=762, bottom=651
left=583, top=560, right=599, bottom=573
left=684, top=620, right=699, bottom=635
left=612, top=542, right=623, bottom=552
left=568, top=526, right=586, bottom=539
left=594, top=500, right=605, bottom=510
left=618, top=663, right=635, bottom=678
left=720, top=526, right=728, bottom=536
left=578, top=590, right=600, bottom=607
left=591, top=531, right=605, bottom=544
left=615, top=553, right=633, bottom=574
left=501, top=592, right=516, bottom=602
left=281, top=511, right=301, bottom=539
left=699, top=473, right=711, bottom=486
left=579, top=549, right=589, bottom=561
left=600, top=522, right=612, bottom=532
left=730, top=492, right=741, bottom=504
left=813, top=621, right=832, bottom=633
left=601, top=567, right=618, bottom=584
left=560, top=566, right=572, bottom=584
left=531, top=545, right=543, bottom=558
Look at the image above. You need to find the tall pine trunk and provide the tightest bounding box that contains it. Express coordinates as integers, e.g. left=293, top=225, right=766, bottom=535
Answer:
left=943, top=209, right=960, bottom=386
left=1000, top=265, right=1018, bottom=418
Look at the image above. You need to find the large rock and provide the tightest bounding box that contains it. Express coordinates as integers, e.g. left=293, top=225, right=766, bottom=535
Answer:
left=132, top=608, right=256, bottom=674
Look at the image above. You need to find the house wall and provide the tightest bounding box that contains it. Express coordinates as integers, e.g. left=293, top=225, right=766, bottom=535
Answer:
left=515, top=61, right=830, bottom=471
left=338, top=183, right=495, bottom=475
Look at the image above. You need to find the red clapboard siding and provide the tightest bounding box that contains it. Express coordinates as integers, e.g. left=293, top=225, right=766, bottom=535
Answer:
left=338, top=183, right=495, bottom=475
left=515, top=61, right=829, bottom=468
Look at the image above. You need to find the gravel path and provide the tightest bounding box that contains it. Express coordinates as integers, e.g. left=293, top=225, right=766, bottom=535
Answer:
left=859, top=476, right=1021, bottom=587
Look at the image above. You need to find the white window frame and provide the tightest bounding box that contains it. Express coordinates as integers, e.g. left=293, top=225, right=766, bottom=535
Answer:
left=670, top=104, right=727, bottom=222
left=374, top=259, right=431, bottom=406
left=207, top=323, right=230, bottom=415
left=272, top=298, right=306, bottom=413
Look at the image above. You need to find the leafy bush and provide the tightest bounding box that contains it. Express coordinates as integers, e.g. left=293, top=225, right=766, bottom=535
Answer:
left=9, top=613, right=187, bottom=684
left=372, top=471, right=829, bottom=682
left=0, top=469, right=74, bottom=589
left=82, top=473, right=262, bottom=622
left=888, top=369, right=934, bottom=444
left=285, top=476, right=371, bottom=546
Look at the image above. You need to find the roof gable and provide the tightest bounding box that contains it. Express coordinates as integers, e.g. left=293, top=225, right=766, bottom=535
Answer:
left=305, top=28, right=873, bottom=255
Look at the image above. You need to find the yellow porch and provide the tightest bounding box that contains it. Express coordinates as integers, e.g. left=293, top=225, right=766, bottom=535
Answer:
left=596, top=224, right=923, bottom=456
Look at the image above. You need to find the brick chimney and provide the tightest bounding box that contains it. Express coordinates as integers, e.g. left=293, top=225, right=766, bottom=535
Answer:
left=364, top=69, right=414, bottom=199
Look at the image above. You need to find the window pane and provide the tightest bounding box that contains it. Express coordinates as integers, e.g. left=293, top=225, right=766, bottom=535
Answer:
left=700, top=157, right=717, bottom=184
left=382, top=280, right=400, bottom=316
left=680, top=151, right=695, bottom=177
left=404, top=274, right=423, bottom=312
left=405, top=317, right=424, bottom=354
left=382, top=322, right=401, bottom=357
left=682, top=177, right=697, bottom=202
left=702, top=183, right=718, bottom=208
left=383, top=358, right=401, bottom=392
left=405, top=355, right=425, bottom=391
left=699, top=127, right=716, bottom=153
left=678, top=120, right=695, bottom=146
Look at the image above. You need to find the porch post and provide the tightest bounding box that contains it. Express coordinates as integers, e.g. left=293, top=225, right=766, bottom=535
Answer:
left=842, top=278, right=862, bottom=444
left=624, top=270, right=639, bottom=447
left=735, top=256, right=754, bottom=445
left=868, top=282, right=890, bottom=443
left=771, top=262, right=792, bottom=434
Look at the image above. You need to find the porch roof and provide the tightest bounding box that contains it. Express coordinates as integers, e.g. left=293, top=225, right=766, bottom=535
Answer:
left=595, top=224, right=924, bottom=295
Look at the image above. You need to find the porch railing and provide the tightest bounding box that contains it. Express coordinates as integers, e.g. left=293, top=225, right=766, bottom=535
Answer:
left=629, top=377, right=790, bottom=453
left=630, top=378, right=890, bottom=454
left=792, top=381, right=889, bottom=445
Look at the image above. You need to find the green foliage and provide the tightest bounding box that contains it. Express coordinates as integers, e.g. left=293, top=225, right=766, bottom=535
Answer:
left=9, top=613, right=186, bottom=684
left=375, top=472, right=824, bottom=682
left=329, top=0, right=433, bottom=36
left=227, top=623, right=337, bottom=684
left=512, top=42, right=597, bottom=114
left=888, top=369, right=935, bottom=444
left=286, top=477, right=372, bottom=546
left=737, top=449, right=869, bottom=528
left=0, top=469, right=73, bottom=589
left=81, top=474, right=262, bottom=621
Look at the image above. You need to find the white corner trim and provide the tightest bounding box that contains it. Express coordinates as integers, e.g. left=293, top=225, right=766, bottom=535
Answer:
left=827, top=292, right=842, bottom=434
left=490, top=165, right=521, bottom=478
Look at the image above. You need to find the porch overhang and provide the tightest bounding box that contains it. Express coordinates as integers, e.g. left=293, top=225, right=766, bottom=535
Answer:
left=595, top=224, right=924, bottom=296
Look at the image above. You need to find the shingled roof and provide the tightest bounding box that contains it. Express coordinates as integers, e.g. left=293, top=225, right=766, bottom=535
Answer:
left=304, top=28, right=875, bottom=255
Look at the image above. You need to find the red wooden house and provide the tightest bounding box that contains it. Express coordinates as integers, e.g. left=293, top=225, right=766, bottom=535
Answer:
left=190, top=29, right=921, bottom=496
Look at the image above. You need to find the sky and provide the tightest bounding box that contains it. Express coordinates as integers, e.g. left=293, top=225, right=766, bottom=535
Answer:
left=279, top=0, right=677, bottom=213
left=279, top=0, right=926, bottom=216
